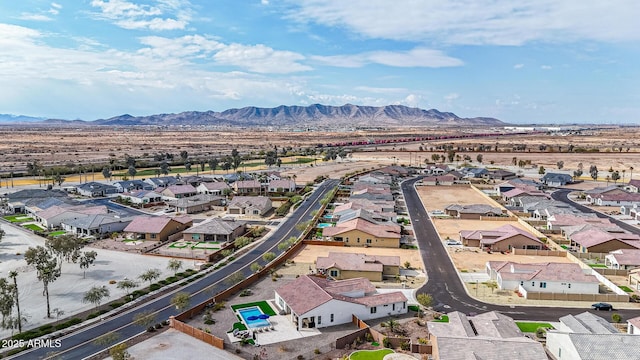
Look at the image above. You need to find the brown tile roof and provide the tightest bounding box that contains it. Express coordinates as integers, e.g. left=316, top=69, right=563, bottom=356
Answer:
left=200, top=182, right=230, bottom=191
left=459, top=224, right=542, bottom=245
left=489, top=262, right=599, bottom=283
left=322, top=218, right=401, bottom=239
left=275, top=275, right=333, bottom=315
left=163, top=184, right=197, bottom=195
left=316, top=252, right=400, bottom=272
left=607, top=249, right=640, bottom=266
left=123, top=216, right=191, bottom=233
left=235, top=180, right=261, bottom=189
left=567, top=225, right=640, bottom=249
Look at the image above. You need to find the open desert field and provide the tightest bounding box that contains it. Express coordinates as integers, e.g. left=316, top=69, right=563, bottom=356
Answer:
left=448, top=247, right=573, bottom=273
left=415, top=185, right=498, bottom=211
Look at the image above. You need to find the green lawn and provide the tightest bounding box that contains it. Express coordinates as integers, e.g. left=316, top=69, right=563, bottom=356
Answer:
left=408, top=305, right=420, bottom=312
left=168, top=241, right=221, bottom=250
left=3, top=215, right=34, bottom=223
left=229, top=322, right=247, bottom=332
left=349, top=349, right=394, bottom=360
left=619, top=285, right=634, bottom=293
left=433, top=315, right=449, bottom=323
left=231, top=301, right=276, bottom=316
left=516, top=322, right=554, bottom=332
left=589, top=264, right=608, bottom=268
left=48, top=230, right=66, bottom=237
left=24, top=224, right=45, bottom=231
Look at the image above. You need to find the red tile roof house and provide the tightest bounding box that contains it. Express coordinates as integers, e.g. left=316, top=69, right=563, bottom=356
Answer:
left=584, top=186, right=640, bottom=206
left=123, top=216, right=192, bottom=242
left=274, top=275, right=407, bottom=330
left=233, top=180, right=262, bottom=195
left=501, top=188, right=548, bottom=205
left=459, top=224, right=544, bottom=252
left=444, top=204, right=505, bottom=220
left=563, top=224, right=640, bottom=253
left=315, top=252, right=400, bottom=281
left=604, top=249, right=640, bottom=270
left=267, top=179, right=296, bottom=194
left=486, top=261, right=600, bottom=297
left=35, top=204, right=109, bottom=230
left=196, top=182, right=230, bottom=195
left=625, top=179, right=640, bottom=193
left=160, top=184, right=197, bottom=199
left=321, top=218, right=401, bottom=248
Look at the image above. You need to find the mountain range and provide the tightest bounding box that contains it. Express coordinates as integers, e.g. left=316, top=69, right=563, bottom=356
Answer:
left=36, top=104, right=503, bottom=127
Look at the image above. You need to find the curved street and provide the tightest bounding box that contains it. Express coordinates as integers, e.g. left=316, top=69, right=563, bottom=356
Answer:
left=14, top=179, right=340, bottom=360
left=403, top=177, right=640, bottom=321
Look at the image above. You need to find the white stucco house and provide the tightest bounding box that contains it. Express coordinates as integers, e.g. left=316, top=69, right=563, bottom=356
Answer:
left=486, top=261, right=599, bottom=297
left=274, top=275, right=407, bottom=330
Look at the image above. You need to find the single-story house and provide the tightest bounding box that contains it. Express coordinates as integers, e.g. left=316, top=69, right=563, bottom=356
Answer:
left=463, top=168, right=488, bottom=179
left=274, top=275, right=407, bottom=330
left=227, top=196, right=272, bottom=216
left=180, top=175, right=214, bottom=188
left=144, top=176, right=179, bottom=189
left=423, top=164, right=449, bottom=175
left=547, top=312, right=640, bottom=360
left=196, top=182, right=230, bottom=195
left=267, top=179, right=297, bottom=193
left=76, top=182, right=119, bottom=197
left=113, top=180, right=154, bottom=193
left=494, top=179, right=542, bottom=195
left=168, top=194, right=225, bottom=214
left=322, top=218, right=401, bottom=248
left=502, top=188, right=548, bottom=205
left=420, top=174, right=467, bottom=186
left=483, top=169, right=517, bottom=181
left=2, top=189, right=69, bottom=214
left=546, top=214, right=612, bottom=231
left=459, top=224, right=544, bottom=252
left=428, top=311, right=547, bottom=360
left=486, top=261, right=599, bottom=296
left=540, top=172, right=573, bottom=187
left=234, top=180, right=262, bottom=194
left=605, top=249, right=640, bottom=270
left=160, top=184, right=197, bottom=199
left=315, top=252, right=400, bottom=281
left=61, top=214, right=132, bottom=238
left=181, top=218, right=246, bottom=243
left=625, top=179, right=640, bottom=193
left=356, top=173, right=391, bottom=184
left=35, top=204, right=109, bottom=229
left=585, top=187, right=640, bottom=206
left=629, top=268, right=640, bottom=291
left=564, top=224, right=640, bottom=253
left=444, top=204, right=505, bottom=219
left=123, top=216, right=192, bottom=242
left=118, top=190, right=163, bottom=206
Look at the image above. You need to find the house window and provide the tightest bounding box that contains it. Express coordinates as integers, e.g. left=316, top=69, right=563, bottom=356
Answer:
left=357, top=238, right=360, bottom=243
left=403, top=302, right=406, bottom=309
left=192, top=234, right=200, bottom=240
left=531, top=282, right=535, bottom=287
left=370, top=307, right=377, bottom=314
left=345, top=238, right=349, bottom=243
left=318, top=316, right=321, bottom=325
left=366, top=239, right=372, bottom=244
left=392, top=304, right=395, bottom=311
left=151, top=233, right=157, bottom=239
left=331, top=314, right=334, bottom=322
left=568, top=283, right=571, bottom=288
left=540, top=282, right=547, bottom=288
left=520, top=281, right=524, bottom=286
left=330, top=270, right=338, bottom=277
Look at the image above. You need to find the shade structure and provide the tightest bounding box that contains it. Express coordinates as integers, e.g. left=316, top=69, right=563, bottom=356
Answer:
left=246, top=316, right=259, bottom=321
left=258, top=314, right=270, bottom=319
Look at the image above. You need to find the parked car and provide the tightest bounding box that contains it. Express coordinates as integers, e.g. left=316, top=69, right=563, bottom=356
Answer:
left=445, top=240, right=462, bottom=246
left=591, top=302, right=613, bottom=311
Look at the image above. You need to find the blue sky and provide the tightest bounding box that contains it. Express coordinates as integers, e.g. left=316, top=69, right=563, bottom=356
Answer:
left=1, top=1, right=639, bottom=123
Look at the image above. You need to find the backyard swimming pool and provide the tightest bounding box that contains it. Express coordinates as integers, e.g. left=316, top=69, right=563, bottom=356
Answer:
left=238, top=307, right=270, bottom=328
left=316, top=223, right=334, bottom=228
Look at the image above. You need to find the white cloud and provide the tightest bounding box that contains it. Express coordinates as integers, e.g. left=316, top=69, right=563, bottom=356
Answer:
left=288, top=0, right=640, bottom=45
left=261, top=0, right=270, bottom=4
left=213, top=43, right=312, bottom=73
left=444, top=93, right=459, bottom=101
left=91, top=0, right=192, bottom=31
left=17, top=13, right=53, bottom=21
left=51, top=2, right=63, bottom=9
left=541, top=65, right=552, bottom=70
left=312, top=47, right=463, bottom=68
left=513, top=63, right=524, bottom=69
left=355, top=86, right=407, bottom=94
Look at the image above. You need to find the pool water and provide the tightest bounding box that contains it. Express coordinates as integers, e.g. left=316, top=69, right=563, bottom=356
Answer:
left=238, top=307, right=270, bottom=328
left=317, top=223, right=334, bottom=228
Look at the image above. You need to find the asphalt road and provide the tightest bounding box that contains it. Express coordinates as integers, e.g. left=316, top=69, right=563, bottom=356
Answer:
left=14, top=179, right=340, bottom=360
left=402, top=177, right=640, bottom=321
left=552, top=188, right=640, bottom=235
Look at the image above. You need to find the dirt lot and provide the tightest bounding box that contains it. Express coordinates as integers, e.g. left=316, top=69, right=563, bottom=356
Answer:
left=431, top=219, right=532, bottom=242
left=285, top=244, right=424, bottom=271
left=447, top=247, right=573, bottom=273
left=415, top=185, right=497, bottom=211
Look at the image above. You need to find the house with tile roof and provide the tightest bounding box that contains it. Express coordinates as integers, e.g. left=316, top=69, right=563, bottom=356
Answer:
left=123, top=216, right=192, bottom=241
left=547, top=312, right=640, bottom=360
left=227, top=196, right=272, bottom=216
left=181, top=218, right=246, bottom=243
left=274, top=275, right=407, bottom=330
left=427, top=311, right=547, bottom=360
left=144, top=176, right=179, bottom=189
left=486, top=261, right=599, bottom=296
left=540, top=172, right=573, bottom=187
left=267, top=179, right=296, bottom=193
left=501, top=188, right=548, bottom=205
left=160, top=184, right=197, bottom=199
left=604, top=249, right=640, bottom=270
left=167, top=194, right=225, bottom=214
left=2, top=189, right=70, bottom=214
left=585, top=186, right=640, bottom=206
left=315, top=252, right=400, bottom=282
left=118, top=190, right=163, bottom=206
left=444, top=204, right=505, bottom=220
left=61, top=214, right=132, bottom=238
left=625, top=179, right=640, bottom=193
left=76, top=182, right=119, bottom=197
left=459, top=224, right=544, bottom=252
left=196, top=181, right=230, bottom=195
left=334, top=208, right=394, bottom=224
left=627, top=316, right=640, bottom=335
left=35, top=204, right=109, bottom=229
left=484, top=169, right=517, bottom=181
left=322, top=217, right=401, bottom=248
left=233, top=180, right=262, bottom=195
left=546, top=214, right=612, bottom=231
left=355, top=173, right=392, bottom=184
left=420, top=173, right=466, bottom=186
left=629, top=268, right=640, bottom=291
left=113, top=180, right=154, bottom=193
left=563, top=224, right=640, bottom=253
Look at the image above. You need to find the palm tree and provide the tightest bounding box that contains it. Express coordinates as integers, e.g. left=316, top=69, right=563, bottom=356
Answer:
left=630, top=166, right=634, bottom=182
left=384, top=318, right=400, bottom=334
left=8, top=271, right=21, bottom=333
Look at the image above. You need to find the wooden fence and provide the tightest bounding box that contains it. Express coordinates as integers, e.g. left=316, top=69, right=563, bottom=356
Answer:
left=302, top=240, right=345, bottom=247
left=170, top=316, right=224, bottom=349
